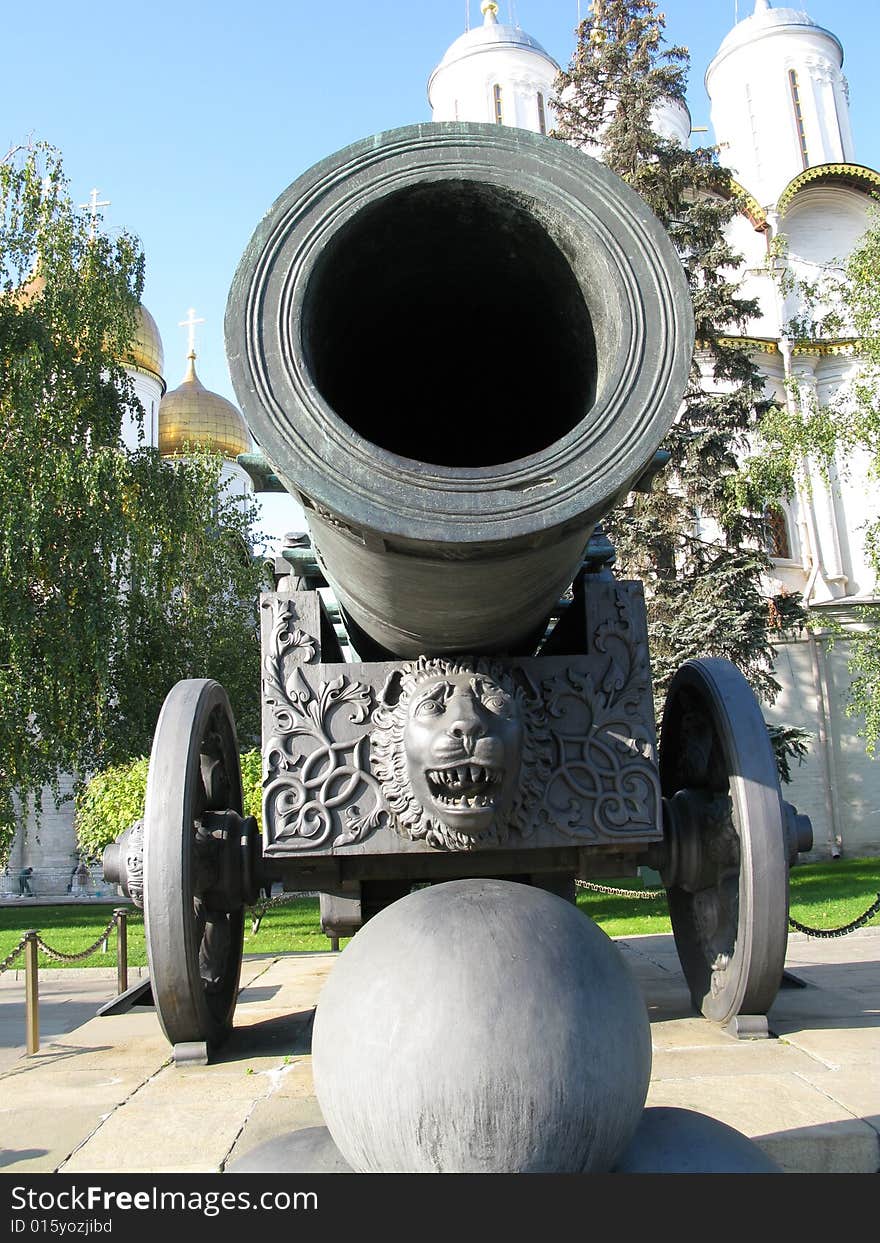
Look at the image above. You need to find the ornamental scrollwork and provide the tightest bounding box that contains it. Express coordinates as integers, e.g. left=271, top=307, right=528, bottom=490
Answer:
left=262, top=610, right=386, bottom=847
left=262, top=598, right=318, bottom=735
left=540, top=597, right=660, bottom=839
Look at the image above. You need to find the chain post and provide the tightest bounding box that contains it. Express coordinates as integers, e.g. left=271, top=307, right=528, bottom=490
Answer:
left=115, top=908, right=128, bottom=995
left=24, top=930, right=39, bottom=1055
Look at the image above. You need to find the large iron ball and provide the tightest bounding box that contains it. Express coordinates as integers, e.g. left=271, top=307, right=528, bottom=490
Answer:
left=312, top=878, right=652, bottom=1172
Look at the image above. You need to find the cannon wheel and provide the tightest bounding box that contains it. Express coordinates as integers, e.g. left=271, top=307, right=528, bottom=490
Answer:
left=143, top=679, right=245, bottom=1050
left=659, top=658, right=789, bottom=1027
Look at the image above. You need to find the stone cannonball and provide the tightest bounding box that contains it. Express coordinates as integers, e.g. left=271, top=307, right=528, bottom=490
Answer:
left=311, top=878, right=652, bottom=1173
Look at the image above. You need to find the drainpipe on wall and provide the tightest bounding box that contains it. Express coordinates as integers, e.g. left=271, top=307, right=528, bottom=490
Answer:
left=778, top=336, right=843, bottom=857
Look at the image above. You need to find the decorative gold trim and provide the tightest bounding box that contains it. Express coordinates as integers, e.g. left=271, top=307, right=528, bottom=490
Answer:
left=728, top=179, right=768, bottom=231
left=777, top=163, right=880, bottom=216
left=791, top=339, right=858, bottom=357
left=698, top=337, right=860, bottom=358
left=696, top=336, right=780, bottom=354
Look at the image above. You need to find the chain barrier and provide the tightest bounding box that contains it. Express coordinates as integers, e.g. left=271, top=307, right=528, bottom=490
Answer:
left=576, top=879, right=880, bottom=938
left=0, top=912, right=130, bottom=971
left=575, top=879, right=666, bottom=901
left=0, top=934, right=29, bottom=974
left=788, top=893, right=880, bottom=939
left=249, top=892, right=301, bottom=934
left=34, top=913, right=119, bottom=963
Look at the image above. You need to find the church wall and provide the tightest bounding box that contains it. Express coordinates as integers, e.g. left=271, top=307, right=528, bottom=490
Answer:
left=122, top=369, right=163, bottom=451
left=725, top=214, right=778, bottom=337
left=1, top=777, right=100, bottom=898
left=766, top=633, right=880, bottom=860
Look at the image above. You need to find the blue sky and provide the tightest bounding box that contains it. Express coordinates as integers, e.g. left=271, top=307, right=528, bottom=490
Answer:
left=2, top=1, right=876, bottom=540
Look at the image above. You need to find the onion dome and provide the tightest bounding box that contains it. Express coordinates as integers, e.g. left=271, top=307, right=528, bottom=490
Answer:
left=708, top=0, right=842, bottom=74
left=428, top=2, right=558, bottom=132
left=126, top=304, right=164, bottom=384
left=431, top=2, right=557, bottom=78
left=159, top=351, right=250, bottom=459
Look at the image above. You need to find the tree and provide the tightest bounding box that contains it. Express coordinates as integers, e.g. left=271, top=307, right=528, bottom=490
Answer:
left=75, top=749, right=263, bottom=861
left=0, top=142, right=267, bottom=861
left=551, top=0, right=807, bottom=720
left=741, top=210, right=880, bottom=750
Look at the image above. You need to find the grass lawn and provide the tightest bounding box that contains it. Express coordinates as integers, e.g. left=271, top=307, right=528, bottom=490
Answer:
left=1, top=856, right=877, bottom=970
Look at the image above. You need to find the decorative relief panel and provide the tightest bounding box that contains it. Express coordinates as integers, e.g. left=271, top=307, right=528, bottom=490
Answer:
left=261, top=596, right=386, bottom=851
left=540, top=588, right=660, bottom=841
left=260, top=584, right=660, bottom=856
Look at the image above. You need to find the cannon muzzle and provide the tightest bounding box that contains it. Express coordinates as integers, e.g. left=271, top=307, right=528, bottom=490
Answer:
left=226, top=123, right=693, bottom=658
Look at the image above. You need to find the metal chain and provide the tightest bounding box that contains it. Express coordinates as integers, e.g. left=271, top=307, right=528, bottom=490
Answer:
left=788, top=893, right=880, bottom=939
left=33, top=914, right=119, bottom=963
left=575, top=879, right=666, bottom=901
left=0, top=935, right=29, bottom=974
left=576, top=878, right=880, bottom=938
left=248, top=891, right=301, bottom=934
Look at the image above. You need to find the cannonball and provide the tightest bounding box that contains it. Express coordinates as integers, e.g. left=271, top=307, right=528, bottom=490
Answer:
left=312, top=878, right=652, bottom=1173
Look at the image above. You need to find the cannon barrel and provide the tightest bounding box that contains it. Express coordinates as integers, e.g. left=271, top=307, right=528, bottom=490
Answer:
left=226, top=123, right=694, bottom=658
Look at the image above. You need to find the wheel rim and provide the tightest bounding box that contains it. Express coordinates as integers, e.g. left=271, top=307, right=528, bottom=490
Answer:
left=659, top=659, right=789, bottom=1025
left=144, top=679, right=245, bottom=1048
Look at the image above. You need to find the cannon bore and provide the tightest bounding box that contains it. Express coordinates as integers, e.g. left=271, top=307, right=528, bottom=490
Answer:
left=226, top=122, right=694, bottom=658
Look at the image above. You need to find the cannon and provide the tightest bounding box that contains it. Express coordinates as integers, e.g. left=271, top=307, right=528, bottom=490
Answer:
left=105, top=123, right=812, bottom=1057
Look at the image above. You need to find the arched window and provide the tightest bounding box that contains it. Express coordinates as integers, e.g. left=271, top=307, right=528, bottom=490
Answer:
left=537, top=92, right=547, bottom=135
left=493, top=84, right=503, bottom=125
left=764, top=504, right=792, bottom=560
left=788, top=70, right=810, bottom=169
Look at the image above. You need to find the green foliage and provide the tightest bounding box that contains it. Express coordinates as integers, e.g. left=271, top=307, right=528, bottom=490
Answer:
left=0, top=142, right=268, bottom=862
left=239, top=747, right=263, bottom=823
left=767, top=722, right=811, bottom=785
left=552, top=0, right=808, bottom=712
left=75, top=757, right=149, bottom=861
left=74, top=748, right=264, bottom=859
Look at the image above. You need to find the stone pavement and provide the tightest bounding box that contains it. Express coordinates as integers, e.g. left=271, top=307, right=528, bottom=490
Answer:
left=0, top=930, right=877, bottom=1175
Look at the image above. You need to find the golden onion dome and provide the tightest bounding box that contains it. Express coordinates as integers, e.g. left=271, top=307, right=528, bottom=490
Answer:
left=159, top=353, right=251, bottom=459
left=126, top=303, right=165, bottom=383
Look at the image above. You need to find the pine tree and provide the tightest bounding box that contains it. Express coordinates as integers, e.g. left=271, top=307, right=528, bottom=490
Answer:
left=551, top=0, right=807, bottom=718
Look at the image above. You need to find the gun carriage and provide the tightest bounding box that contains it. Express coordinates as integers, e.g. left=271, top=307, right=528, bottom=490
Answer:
left=104, top=124, right=812, bottom=1055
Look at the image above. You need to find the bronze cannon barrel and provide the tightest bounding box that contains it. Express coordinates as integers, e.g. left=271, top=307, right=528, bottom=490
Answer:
left=226, top=123, right=694, bottom=658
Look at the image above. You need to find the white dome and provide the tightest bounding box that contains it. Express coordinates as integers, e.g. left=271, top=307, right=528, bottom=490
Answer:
left=428, top=4, right=558, bottom=134
left=707, top=2, right=843, bottom=82
left=430, top=14, right=557, bottom=85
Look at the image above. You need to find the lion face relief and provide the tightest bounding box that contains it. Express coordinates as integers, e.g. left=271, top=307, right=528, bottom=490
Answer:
left=371, top=657, right=548, bottom=852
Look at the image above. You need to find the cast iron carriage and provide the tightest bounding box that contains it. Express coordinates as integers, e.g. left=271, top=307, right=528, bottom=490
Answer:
left=104, top=123, right=812, bottom=1056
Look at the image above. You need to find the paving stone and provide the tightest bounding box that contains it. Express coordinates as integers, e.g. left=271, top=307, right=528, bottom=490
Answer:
left=795, top=1066, right=880, bottom=1139
left=0, top=1067, right=149, bottom=1173
left=60, top=1062, right=275, bottom=1173
left=651, top=1039, right=827, bottom=1080
left=223, top=1086, right=327, bottom=1170
left=646, top=1071, right=878, bottom=1173
left=775, top=1023, right=880, bottom=1068
left=0, top=937, right=876, bottom=1175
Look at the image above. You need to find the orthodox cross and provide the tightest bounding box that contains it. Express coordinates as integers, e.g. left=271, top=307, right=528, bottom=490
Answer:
left=80, top=188, right=110, bottom=241
left=179, top=307, right=205, bottom=358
